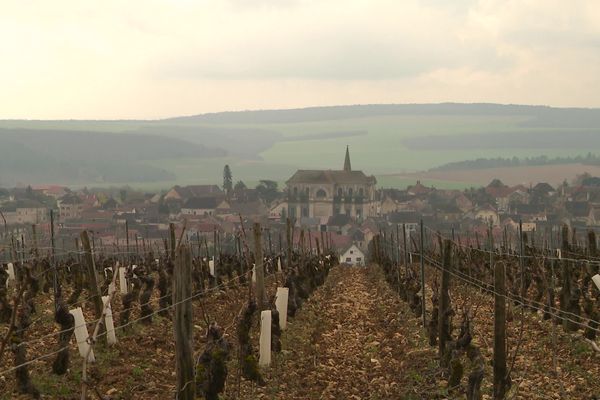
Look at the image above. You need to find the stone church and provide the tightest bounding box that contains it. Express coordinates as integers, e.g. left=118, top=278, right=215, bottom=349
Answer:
left=286, top=147, right=377, bottom=221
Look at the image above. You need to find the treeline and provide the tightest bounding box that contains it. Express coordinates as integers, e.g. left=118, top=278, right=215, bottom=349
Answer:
left=430, top=153, right=600, bottom=171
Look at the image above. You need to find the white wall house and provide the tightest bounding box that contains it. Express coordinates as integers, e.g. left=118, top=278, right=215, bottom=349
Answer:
left=340, top=244, right=365, bottom=266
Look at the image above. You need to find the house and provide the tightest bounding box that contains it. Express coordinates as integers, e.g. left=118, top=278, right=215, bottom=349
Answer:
left=507, top=189, right=529, bottom=208
left=58, top=194, right=84, bottom=220
left=511, top=204, right=547, bottom=222
left=181, top=197, right=226, bottom=217
left=286, top=147, right=377, bottom=220
left=228, top=199, right=269, bottom=220
left=0, top=200, right=48, bottom=225
left=269, top=199, right=288, bottom=221
left=485, top=179, right=516, bottom=212
left=407, top=181, right=433, bottom=197
left=327, top=214, right=353, bottom=235
left=566, top=201, right=591, bottom=224
left=387, top=211, right=420, bottom=233
left=340, top=244, right=365, bottom=266
left=452, top=192, right=474, bottom=213
left=348, top=227, right=367, bottom=251
left=533, top=182, right=556, bottom=196
left=435, top=203, right=462, bottom=223
left=379, top=195, right=399, bottom=215
left=471, top=205, right=500, bottom=226
left=164, top=185, right=224, bottom=202
left=32, top=185, right=68, bottom=199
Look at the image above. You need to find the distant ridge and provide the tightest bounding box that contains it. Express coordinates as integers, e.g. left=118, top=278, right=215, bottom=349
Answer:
left=165, top=103, right=600, bottom=125
left=3, top=103, right=600, bottom=124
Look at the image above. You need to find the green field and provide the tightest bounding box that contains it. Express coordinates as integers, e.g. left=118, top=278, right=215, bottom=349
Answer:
left=1, top=104, right=598, bottom=190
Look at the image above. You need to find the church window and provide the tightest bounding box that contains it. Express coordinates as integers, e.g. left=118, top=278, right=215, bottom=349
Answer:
left=316, top=189, right=326, bottom=198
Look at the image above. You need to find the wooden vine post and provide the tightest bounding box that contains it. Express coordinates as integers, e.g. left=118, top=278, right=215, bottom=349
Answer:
left=286, top=218, right=293, bottom=271
left=493, top=259, right=508, bottom=399
left=254, top=222, right=266, bottom=310
left=169, top=223, right=176, bottom=260
left=173, top=244, right=195, bottom=400
left=80, top=230, right=103, bottom=320
left=438, top=239, right=451, bottom=361
left=420, top=219, right=426, bottom=328
left=125, top=220, right=130, bottom=263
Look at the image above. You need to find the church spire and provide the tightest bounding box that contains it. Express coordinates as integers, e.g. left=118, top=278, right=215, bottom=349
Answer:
left=343, top=145, right=351, bottom=172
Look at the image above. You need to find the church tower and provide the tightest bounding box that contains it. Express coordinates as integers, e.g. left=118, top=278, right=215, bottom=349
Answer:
left=343, top=145, right=352, bottom=172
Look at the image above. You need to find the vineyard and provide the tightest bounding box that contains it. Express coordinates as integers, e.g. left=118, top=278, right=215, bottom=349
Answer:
left=375, top=222, right=600, bottom=399
left=1, top=218, right=600, bottom=399
left=0, top=218, right=335, bottom=399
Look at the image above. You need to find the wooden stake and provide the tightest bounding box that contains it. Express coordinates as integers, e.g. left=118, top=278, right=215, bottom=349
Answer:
left=438, top=239, right=451, bottom=360
left=286, top=218, right=293, bottom=271
left=80, top=231, right=103, bottom=320
left=254, top=223, right=266, bottom=310
left=173, top=244, right=195, bottom=400
left=494, top=260, right=508, bottom=399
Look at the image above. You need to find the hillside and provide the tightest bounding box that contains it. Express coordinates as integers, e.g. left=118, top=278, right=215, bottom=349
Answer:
left=0, top=129, right=225, bottom=186
left=1, top=103, right=599, bottom=188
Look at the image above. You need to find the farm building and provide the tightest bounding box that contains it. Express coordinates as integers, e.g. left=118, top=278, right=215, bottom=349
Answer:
left=340, top=244, right=365, bottom=266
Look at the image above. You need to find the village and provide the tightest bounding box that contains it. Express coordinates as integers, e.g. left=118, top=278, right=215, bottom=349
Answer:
left=1, top=147, right=599, bottom=264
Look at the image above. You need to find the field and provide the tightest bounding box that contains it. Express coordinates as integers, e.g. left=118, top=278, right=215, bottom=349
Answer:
left=1, top=104, right=599, bottom=189
left=392, top=163, right=600, bottom=187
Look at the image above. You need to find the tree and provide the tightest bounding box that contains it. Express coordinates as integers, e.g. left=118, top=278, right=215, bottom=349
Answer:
left=255, top=180, right=279, bottom=205
left=119, top=189, right=127, bottom=203
left=234, top=180, right=247, bottom=191
left=223, top=165, right=233, bottom=196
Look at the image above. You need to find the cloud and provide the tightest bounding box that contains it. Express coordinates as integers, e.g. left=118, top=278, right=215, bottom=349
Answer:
left=152, top=0, right=513, bottom=81
left=0, top=0, right=599, bottom=118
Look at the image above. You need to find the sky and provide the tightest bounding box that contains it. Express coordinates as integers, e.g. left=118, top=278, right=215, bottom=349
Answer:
left=2, top=0, right=600, bottom=119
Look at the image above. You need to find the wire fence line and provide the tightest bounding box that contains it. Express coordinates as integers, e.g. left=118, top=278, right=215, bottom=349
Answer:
left=0, top=269, right=280, bottom=377
left=418, top=254, right=600, bottom=334
left=421, top=225, right=600, bottom=265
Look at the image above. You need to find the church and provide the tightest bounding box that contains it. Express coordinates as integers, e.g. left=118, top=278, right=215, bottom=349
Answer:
left=285, top=147, right=377, bottom=221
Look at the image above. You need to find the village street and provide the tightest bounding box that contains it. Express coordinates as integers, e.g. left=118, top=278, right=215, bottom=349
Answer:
left=235, top=266, right=438, bottom=400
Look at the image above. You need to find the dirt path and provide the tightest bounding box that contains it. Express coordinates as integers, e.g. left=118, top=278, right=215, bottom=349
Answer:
left=236, top=265, right=439, bottom=400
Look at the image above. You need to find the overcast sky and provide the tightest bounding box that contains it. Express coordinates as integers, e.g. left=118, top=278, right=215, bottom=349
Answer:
left=2, top=0, right=600, bottom=119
